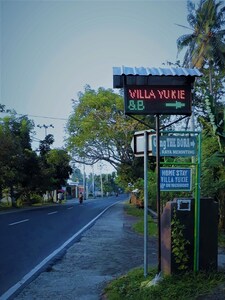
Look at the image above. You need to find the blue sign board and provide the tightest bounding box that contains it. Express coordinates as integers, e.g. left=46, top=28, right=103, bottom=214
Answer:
left=152, top=135, right=197, bottom=157
left=160, top=168, right=192, bottom=191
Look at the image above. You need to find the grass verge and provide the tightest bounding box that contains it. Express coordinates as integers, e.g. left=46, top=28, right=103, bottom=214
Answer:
left=104, top=267, right=225, bottom=300
left=124, top=202, right=157, bottom=237
left=112, top=202, right=225, bottom=300
left=218, top=231, right=225, bottom=248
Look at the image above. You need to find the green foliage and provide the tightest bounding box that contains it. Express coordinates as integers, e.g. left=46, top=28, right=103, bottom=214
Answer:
left=116, top=158, right=145, bottom=190
left=171, top=209, right=190, bottom=271
left=0, top=110, right=72, bottom=202
left=124, top=202, right=157, bottom=236
left=198, top=88, right=225, bottom=152
left=15, top=198, right=23, bottom=207
left=177, top=0, right=225, bottom=70
left=200, top=125, right=225, bottom=229
left=175, top=0, right=225, bottom=233
left=104, top=267, right=225, bottom=300
left=15, top=192, right=43, bottom=206
left=218, top=230, right=225, bottom=248
left=66, top=86, right=154, bottom=184
left=46, top=149, right=72, bottom=186
left=30, top=193, right=43, bottom=205
left=0, top=113, right=35, bottom=191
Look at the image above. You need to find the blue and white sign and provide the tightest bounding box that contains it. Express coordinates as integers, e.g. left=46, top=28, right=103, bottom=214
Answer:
left=160, top=168, right=192, bottom=191
left=152, top=135, right=197, bottom=157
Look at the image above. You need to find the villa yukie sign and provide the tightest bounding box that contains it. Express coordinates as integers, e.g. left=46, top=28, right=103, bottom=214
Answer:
left=124, top=86, right=192, bottom=115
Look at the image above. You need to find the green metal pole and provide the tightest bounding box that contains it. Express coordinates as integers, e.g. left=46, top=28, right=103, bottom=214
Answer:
left=161, top=162, right=196, bottom=166
left=144, top=130, right=149, bottom=277
left=194, top=132, right=202, bottom=272
left=156, top=115, right=161, bottom=274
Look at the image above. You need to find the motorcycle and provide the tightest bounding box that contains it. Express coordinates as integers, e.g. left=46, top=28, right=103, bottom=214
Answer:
left=79, top=194, right=83, bottom=204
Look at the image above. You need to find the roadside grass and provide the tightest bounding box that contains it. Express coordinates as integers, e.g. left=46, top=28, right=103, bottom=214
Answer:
left=0, top=203, right=12, bottom=211
left=124, top=202, right=157, bottom=236
left=124, top=202, right=225, bottom=248
left=114, top=201, right=225, bottom=300
left=0, top=200, right=64, bottom=211
left=218, top=231, right=225, bottom=248
left=104, top=267, right=225, bottom=300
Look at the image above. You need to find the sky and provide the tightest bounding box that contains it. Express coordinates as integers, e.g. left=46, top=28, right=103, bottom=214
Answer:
left=1, top=0, right=196, bottom=173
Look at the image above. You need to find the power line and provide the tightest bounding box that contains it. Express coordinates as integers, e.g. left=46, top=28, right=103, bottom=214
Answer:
left=17, top=113, right=68, bottom=121
left=0, top=109, right=68, bottom=121
left=0, top=109, right=130, bottom=125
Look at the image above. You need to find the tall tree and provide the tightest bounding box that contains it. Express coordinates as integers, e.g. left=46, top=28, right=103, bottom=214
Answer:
left=0, top=114, right=36, bottom=202
left=200, top=121, right=225, bottom=230
left=45, top=149, right=72, bottom=190
left=66, top=85, right=153, bottom=172
left=37, top=135, right=72, bottom=195
left=177, top=0, right=225, bottom=148
left=177, top=0, right=225, bottom=73
left=176, top=0, right=225, bottom=229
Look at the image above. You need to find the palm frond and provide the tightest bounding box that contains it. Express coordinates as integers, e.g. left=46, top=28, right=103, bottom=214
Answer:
left=177, top=0, right=225, bottom=71
left=174, top=23, right=193, bottom=31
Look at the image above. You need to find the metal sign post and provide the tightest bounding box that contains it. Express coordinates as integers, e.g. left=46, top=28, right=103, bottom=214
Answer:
left=194, top=132, right=202, bottom=272
left=144, top=131, right=149, bottom=277
left=113, top=66, right=202, bottom=277
left=156, top=115, right=161, bottom=274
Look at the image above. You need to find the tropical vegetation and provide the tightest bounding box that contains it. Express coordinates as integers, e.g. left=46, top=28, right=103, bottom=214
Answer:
left=176, top=0, right=225, bottom=230
left=1, top=0, right=224, bottom=232
left=0, top=107, right=72, bottom=206
left=65, top=0, right=225, bottom=232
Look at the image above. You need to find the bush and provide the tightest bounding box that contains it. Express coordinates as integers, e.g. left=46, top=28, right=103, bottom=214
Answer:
left=30, top=194, right=43, bottom=205
left=16, top=198, right=23, bottom=207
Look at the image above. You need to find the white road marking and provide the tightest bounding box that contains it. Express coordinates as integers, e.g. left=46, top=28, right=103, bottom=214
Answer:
left=9, top=219, right=29, bottom=226
left=1, top=200, right=121, bottom=300
left=67, top=207, right=73, bottom=210
left=47, top=211, right=58, bottom=215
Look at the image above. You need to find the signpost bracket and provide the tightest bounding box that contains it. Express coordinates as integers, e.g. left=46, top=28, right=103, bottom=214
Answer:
left=160, top=115, right=189, bottom=130
left=128, top=114, right=154, bottom=128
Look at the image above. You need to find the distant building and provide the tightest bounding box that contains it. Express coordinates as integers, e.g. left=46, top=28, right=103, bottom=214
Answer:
left=66, top=179, right=83, bottom=199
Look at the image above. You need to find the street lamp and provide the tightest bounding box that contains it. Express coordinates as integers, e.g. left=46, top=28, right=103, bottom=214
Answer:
left=37, top=124, right=54, bottom=137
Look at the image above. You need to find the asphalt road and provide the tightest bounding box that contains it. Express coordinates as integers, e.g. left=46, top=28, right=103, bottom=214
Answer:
left=0, top=195, right=126, bottom=298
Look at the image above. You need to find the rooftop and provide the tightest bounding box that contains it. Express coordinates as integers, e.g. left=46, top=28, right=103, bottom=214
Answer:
left=113, top=66, right=202, bottom=88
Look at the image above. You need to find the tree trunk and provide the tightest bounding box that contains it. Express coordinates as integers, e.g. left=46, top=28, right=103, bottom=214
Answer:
left=10, top=185, right=16, bottom=207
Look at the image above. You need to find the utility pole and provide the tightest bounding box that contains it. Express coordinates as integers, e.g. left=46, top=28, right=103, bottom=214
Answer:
left=92, top=164, right=95, bottom=198
left=83, top=164, right=86, bottom=199
left=37, top=124, right=54, bottom=137
left=99, top=162, right=103, bottom=197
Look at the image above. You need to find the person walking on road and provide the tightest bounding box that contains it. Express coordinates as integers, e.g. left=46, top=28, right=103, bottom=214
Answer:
left=79, top=192, right=83, bottom=204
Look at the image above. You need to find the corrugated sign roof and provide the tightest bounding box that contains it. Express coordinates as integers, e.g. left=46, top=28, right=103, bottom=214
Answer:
left=113, top=66, right=202, bottom=77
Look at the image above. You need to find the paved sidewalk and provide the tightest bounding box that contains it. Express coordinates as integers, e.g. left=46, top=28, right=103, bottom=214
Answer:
left=12, top=201, right=225, bottom=300
left=14, top=201, right=157, bottom=300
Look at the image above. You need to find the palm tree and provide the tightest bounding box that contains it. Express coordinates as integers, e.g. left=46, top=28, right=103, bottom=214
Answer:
left=177, top=0, right=225, bottom=74
left=177, top=0, right=225, bottom=231
left=176, top=0, right=225, bottom=128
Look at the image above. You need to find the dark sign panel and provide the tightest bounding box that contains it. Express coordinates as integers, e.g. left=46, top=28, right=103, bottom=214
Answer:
left=124, top=85, right=192, bottom=115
